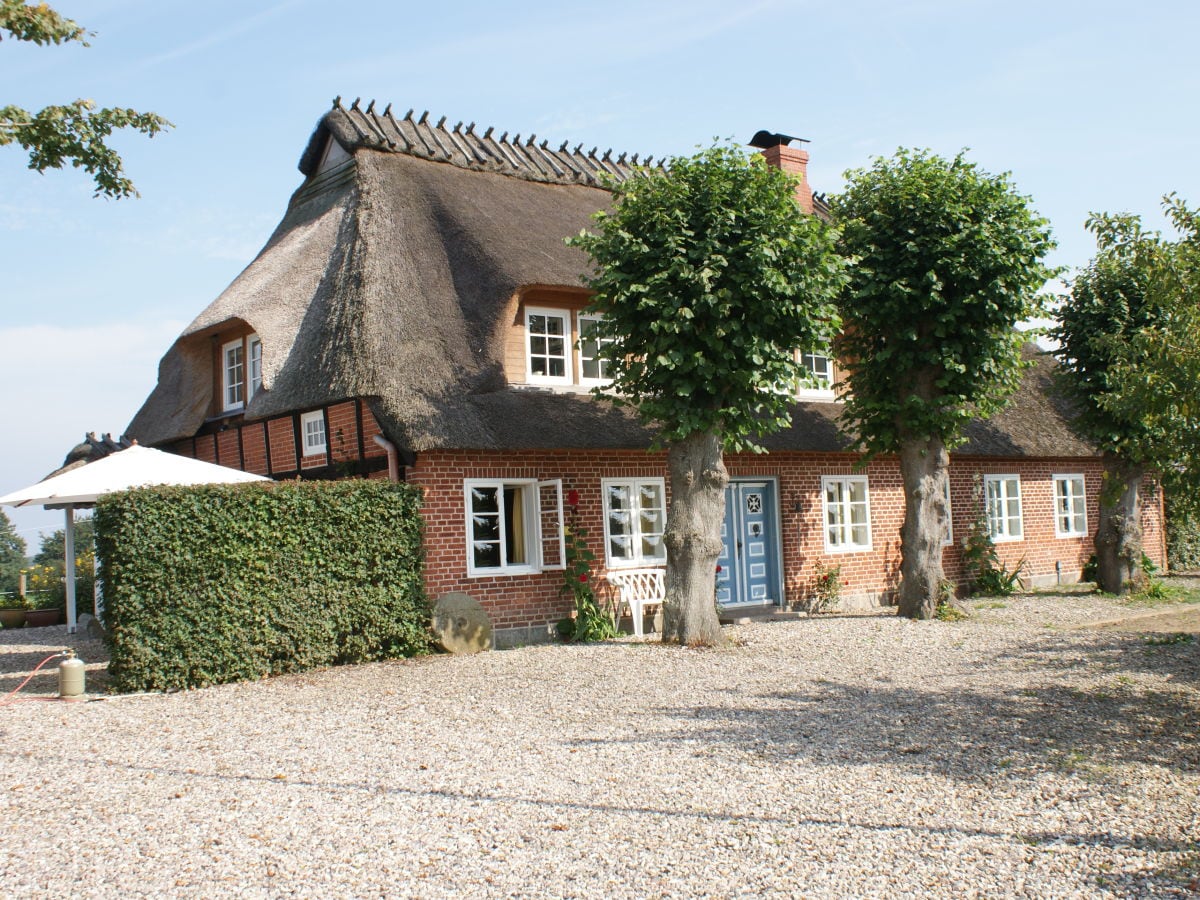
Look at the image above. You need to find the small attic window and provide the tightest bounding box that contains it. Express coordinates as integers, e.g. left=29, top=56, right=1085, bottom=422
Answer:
left=317, top=136, right=351, bottom=173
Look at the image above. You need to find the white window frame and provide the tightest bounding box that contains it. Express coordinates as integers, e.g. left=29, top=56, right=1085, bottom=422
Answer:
left=577, top=313, right=614, bottom=386
left=822, top=475, right=872, bottom=552
left=248, top=335, right=263, bottom=400
left=525, top=307, right=573, bottom=385
left=222, top=333, right=262, bottom=412
left=222, top=338, right=246, bottom=411
left=601, top=478, right=667, bottom=568
left=797, top=350, right=836, bottom=400
left=1053, top=474, right=1087, bottom=538
left=464, top=478, right=565, bottom=577
left=985, top=475, right=1023, bottom=542
left=301, top=410, right=326, bottom=456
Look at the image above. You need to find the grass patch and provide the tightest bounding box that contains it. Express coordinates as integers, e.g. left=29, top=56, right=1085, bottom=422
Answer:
left=974, top=601, right=1008, bottom=610
left=1143, top=632, right=1196, bottom=647
left=1124, top=578, right=1200, bottom=608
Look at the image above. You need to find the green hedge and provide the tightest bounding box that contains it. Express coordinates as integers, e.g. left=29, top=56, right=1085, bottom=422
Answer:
left=95, top=480, right=430, bottom=692
left=1167, top=493, right=1200, bottom=573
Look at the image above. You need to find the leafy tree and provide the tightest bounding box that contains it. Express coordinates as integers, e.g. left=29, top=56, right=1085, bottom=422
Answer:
left=831, top=149, right=1055, bottom=619
left=1, top=0, right=170, bottom=198
left=1053, top=196, right=1200, bottom=592
left=0, top=509, right=27, bottom=595
left=570, top=145, right=847, bottom=644
left=34, top=514, right=94, bottom=567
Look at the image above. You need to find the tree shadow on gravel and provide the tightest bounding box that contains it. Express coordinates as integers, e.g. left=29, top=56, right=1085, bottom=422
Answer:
left=609, top=630, right=1200, bottom=781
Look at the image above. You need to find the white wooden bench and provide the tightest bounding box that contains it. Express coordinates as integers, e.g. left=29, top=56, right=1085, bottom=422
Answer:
left=606, top=567, right=666, bottom=638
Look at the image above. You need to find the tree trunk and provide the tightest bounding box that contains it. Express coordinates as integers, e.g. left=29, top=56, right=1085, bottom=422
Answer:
left=896, top=436, right=951, bottom=619
left=661, top=432, right=728, bottom=645
left=1095, top=457, right=1146, bottom=595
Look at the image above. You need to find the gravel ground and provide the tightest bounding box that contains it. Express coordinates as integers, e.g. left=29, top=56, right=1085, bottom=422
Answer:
left=1, top=593, right=1198, bottom=899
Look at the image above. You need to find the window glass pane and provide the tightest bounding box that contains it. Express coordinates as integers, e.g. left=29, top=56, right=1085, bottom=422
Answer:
left=529, top=314, right=546, bottom=333
left=851, top=524, right=869, bottom=546
left=470, top=486, right=501, bottom=569
left=225, top=344, right=245, bottom=406
left=544, top=317, right=564, bottom=336
left=548, top=357, right=565, bottom=378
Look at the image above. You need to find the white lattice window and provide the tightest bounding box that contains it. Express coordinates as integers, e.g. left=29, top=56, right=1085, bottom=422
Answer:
left=798, top=350, right=836, bottom=399
left=465, top=479, right=564, bottom=576
left=602, top=478, right=667, bottom=567
left=985, top=475, right=1023, bottom=542
left=823, top=475, right=871, bottom=551
left=577, top=315, right=613, bottom=384
left=1054, top=474, right=1087, bottom=537
left=301, top=410, right=326, bottom=456
left=222, top=333, right=262, bottom=411
left=526, top=308, right=572, bottom=384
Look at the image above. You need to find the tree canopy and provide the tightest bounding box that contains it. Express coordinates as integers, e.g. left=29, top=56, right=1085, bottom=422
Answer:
left=0, top=509, right=26, bottom=595
left=570, top=144, right=847, bottom=643
left=1053, top=196, right=1200, bottom=591
left=571, top=144, right=846, bottom=453
left=831, top=149, right=1055, bottom=618
left=1, top=0, right=170, bottom=198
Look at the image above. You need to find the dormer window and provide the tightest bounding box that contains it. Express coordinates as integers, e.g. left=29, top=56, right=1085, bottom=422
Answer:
left=797, top=350, right=837, bottom=400
left=526, top=308, right=572, bottom=384
left=578, top=314, right=613, bottom=385
left=222, top=333, right=262, bottom=412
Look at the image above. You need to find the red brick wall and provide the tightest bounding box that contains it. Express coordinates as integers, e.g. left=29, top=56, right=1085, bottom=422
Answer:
left=410, top=449, right=1167, bottom=633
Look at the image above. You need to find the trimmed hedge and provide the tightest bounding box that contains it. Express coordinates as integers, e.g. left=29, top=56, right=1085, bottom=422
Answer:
left=95, top=480, right=430, bottom=692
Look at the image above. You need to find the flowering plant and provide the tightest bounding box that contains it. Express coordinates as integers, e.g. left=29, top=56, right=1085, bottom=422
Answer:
left=557, top=492, right=618, bottom=642
left=807, top=560, right=842, bottom=614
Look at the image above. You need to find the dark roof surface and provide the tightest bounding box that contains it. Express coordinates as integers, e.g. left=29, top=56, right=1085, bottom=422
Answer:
left=128, top=102, right=1094, bottom=461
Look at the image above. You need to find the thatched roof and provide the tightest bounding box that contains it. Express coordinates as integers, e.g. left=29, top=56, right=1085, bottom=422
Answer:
left=128, top=101, right=1094, bottom=461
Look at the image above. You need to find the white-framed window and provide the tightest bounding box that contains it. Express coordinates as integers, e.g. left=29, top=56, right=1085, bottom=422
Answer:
left=823, top=475, right=871, bottom=552
left=577, top=314, right=614, bottom=385
left=301, top=410, right=326, bottom=456
left=526, top=308, right=572, bottom=384
left=602, top=478, right=667, bottom=567
left=985, top=475, right=1023, bottom=542
left=1054, top=474, right=1087, bottom=538
left=465, top=479, right=565, bottom=576
left=797, top=350, right=836, bottom=399
left=249, top=336, right=263, bottom=398
left=222, top=333, right=262, bottom=412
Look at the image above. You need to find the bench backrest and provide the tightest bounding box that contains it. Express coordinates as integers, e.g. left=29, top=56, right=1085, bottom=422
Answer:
left=606, top=567, right=666, bottom=603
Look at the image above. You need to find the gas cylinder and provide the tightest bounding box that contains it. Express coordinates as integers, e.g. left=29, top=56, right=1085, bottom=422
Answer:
left=58, top=651, right=86, bottom=699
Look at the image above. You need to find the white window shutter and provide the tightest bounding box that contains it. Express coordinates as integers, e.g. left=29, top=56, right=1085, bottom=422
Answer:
left=537, top=479, right=566, bottom=570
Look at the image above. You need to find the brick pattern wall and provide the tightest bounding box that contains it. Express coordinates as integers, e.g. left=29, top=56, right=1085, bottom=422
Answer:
left=410, top=449, right=1167, bottom=633
left=172, top=399, right=389, bottom=480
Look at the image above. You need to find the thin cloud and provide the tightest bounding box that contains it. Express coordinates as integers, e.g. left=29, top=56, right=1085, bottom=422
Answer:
left=128, top=0, right=309, bottom=71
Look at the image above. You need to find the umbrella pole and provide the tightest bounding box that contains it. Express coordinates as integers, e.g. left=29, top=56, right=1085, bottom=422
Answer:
left=64, top=505, right=77, bottom=634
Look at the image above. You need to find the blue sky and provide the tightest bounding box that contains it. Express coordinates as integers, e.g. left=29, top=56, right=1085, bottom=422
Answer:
left=2, top=0, right=1198, bottom=547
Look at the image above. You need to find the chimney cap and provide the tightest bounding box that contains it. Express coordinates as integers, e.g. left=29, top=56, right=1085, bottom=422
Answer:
left=748, top=130, right=809, bottom=149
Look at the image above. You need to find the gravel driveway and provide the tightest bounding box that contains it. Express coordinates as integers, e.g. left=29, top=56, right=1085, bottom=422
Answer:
left=1, top=594, right=1197, bottom=898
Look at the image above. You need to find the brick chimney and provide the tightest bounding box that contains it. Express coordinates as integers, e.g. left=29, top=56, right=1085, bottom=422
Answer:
left=749, top=131, right=813, bottom=215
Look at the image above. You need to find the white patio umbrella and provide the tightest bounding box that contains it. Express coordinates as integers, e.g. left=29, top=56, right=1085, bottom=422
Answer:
left=0, top=445, right=269, bottom=632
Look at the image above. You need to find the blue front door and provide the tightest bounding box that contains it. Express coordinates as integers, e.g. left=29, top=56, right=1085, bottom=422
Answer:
left=716, top=481, right=780, bottom=607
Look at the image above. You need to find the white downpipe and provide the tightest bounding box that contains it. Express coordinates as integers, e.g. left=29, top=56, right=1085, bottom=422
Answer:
left=373, top=435, right=400, bottom=483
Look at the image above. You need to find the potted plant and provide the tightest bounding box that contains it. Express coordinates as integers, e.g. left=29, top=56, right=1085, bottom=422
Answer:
left=0, top=594, right=27, bottom=629
left=25, top=593, right=64, bottom=628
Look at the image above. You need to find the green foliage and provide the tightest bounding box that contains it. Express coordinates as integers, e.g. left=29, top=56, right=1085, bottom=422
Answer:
left=34, top=515, right=94, bottom=566
left=568, top=143, right=848, bottom=452
left=1166, top=493, right=1200, bottom=572
left=935, top=598, right=969, bottom=622
left=1, top=1, right=171, bottom=198
left=0, top=509, right=26, bottom=595
left=558, top=496, right=618, bottom=642
left=831, top=149, right=1056, bottom=456
left=1053, top=197, right=1200, bottom=495
left=94, top=480, right=430, bottom=692
left=806, top=560, right=842, bottom=614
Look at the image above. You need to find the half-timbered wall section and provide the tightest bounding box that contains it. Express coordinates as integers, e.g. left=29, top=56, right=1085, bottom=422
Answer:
left=169, top=398, right=391, bottom=481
